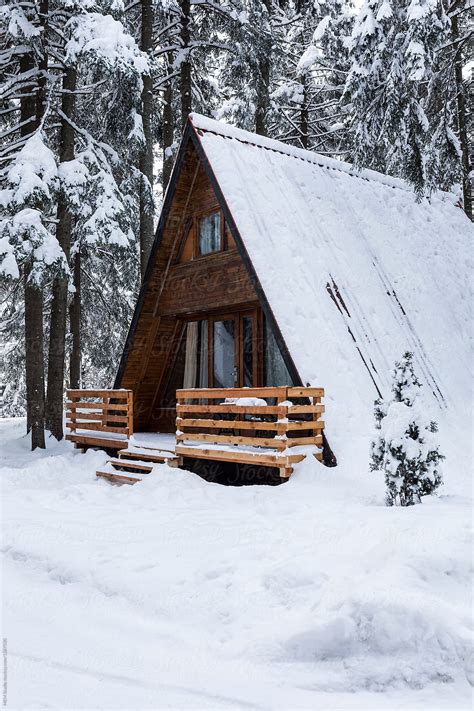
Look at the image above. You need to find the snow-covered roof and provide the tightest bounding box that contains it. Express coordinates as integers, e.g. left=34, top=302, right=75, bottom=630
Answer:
left=190, top=114, right=473, bottom=438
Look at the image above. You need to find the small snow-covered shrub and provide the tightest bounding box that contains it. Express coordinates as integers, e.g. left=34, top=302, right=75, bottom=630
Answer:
left=370, top=352, right=444, bottom=507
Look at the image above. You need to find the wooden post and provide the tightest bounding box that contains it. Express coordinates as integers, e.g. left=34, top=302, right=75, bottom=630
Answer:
left=127, top=391, right=134, bottom=438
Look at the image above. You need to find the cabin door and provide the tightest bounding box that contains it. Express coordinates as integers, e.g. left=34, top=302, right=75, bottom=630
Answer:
left=210, top=310, right=258, bottom=388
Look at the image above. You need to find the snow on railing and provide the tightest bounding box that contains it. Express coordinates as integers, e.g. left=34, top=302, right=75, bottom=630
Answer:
left=175, top=386, right=325, bottom=458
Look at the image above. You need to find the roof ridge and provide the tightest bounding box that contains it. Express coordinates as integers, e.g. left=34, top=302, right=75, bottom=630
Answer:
left=189, top=113, right=456, bottom=203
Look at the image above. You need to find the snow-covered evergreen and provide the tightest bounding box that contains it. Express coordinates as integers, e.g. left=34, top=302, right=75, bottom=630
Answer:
left=344, top=0, right=461, bottom=197
left=0, top=1, right=147, bottom=433
left=370, top=352, right=444, bottom=507
left=271, top=0, right=353, bottom=155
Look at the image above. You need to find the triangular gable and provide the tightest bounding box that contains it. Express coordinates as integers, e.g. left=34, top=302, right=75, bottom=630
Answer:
left=115, top=123, right=303, bottom=428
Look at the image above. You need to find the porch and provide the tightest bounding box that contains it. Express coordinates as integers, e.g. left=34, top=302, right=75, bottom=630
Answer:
left=65, top=385, right=325, bottom=485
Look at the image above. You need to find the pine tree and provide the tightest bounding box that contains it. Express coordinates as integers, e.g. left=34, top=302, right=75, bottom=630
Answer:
left=443, top=0, right=473, bottom=219
left=217, top=0, right=285, bottom=135
left=0, top=1, right=62, bottom=448
left=0, top=1, right=147, bottom=444
left=344, top=0, right=461, bottom=197
left=270, top=0, right=353, bottom=155
left=370, top=352, right=444, bottom=507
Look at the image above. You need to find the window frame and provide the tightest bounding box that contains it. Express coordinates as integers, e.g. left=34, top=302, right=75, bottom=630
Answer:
left=193, top=208, right=226, bottom=259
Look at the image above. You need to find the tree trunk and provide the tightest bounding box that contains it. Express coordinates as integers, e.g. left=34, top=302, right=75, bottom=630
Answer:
left=255, top=0, right=272, bottom=137
left=19, top=52, right=37, bottom=435
left=179, top=0, right=192, bottom=130
left=45, top=67, right=76, bottom=439
left=20, top=0, right=48, bottom=449
left=69, top=251, right=81, bottom=389
left=139, top=0, right=155, bottom=277
left=300, top=78, right=309, bottom=149
left=162, top=53, right=175, bottom=192
left=451, top=13, right=472, bottom=221
left=24, top=266, right=46, bottom=450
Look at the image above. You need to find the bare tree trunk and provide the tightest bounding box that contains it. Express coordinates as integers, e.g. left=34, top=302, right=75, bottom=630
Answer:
left=21, top=0, right=48, bottom=449
left=451, top=13, right=472, bottom=221
left=255, top=0, right=272, bottom=137
left=45, top=67, right=76, bottom=439
left=69, top=251, right=81, bottom=389
left=179, top=0, right=192, bottom=130
left=162, top=53, right=175, bottom=192
left=19, top=51, right=37, bottom=435
left=24, top=266, right=45, bottom=450
left=300, top=78, right=309, bottom=149
left=139, top=0, right=155, bottom=277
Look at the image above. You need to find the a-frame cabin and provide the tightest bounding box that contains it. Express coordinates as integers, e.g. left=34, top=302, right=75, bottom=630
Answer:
left=66, top=113, right=471, bottom=484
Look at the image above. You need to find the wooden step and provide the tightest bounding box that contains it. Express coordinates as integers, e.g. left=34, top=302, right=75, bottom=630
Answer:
left=106, top=458, right=153, bottom=473
left=118, top=448, right=179, bottom=465
left=96, top=470, right=142, bottom=485
left=66, top=433, right=126, bottom=450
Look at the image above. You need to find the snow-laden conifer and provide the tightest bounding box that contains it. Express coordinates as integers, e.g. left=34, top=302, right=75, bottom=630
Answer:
left=370, top=352, right=444, bottom=506
left=344, top=0, right=461, bottom=197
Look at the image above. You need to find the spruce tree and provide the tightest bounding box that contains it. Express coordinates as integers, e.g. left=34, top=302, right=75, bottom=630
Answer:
left=344, top=0, right=461, bottom=198
left=0, top=1, right=147, bottom=444
left=370, top=352, right=444, bottom=507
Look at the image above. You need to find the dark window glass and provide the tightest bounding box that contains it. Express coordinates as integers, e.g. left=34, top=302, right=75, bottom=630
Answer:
left=243, top=316, right=254, bottom=387
left=160, top=326, right=187, bottom=409
left=198, top=212, right=221, bottom=255
left=213, top=319, right=235, bottom=387
left=264, top=320, right=293, bottom=386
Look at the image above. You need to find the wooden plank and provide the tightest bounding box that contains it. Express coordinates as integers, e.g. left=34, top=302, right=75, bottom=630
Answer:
left=286, top=436, right=323, bottom=447
left=66, top=402, right=129, bottom=411
left=67, top=389, right=131, bottom=399
left=177, top=418, right=287, bottom=432
left=176, top=445, right=284, bottom=465
left=176, top=387, right=287, bottom=400
left=176, top=404, right=287, bottom=416
left=287, top=404, right=325, bottom=415
left=118, top=449, right=177, bottom=463
left=66, top=434, right=126, bottom=450
left=175, top=445, right=303, bottom=467
left=66, top=418, right=103, bottom=428
left=286, top=453, right=307, bottom=464
left=66, top=412, right=128, bottom=423
left=107, top=459, right=153, bottom=472
left=177, top=432, right=287, bottom=449
left=287, top=387, right=324, bottom=398
left=96, top=471, right=140, bottom=485
left=286, top=420, right=325, bottom=431
left=314, top=452, right=323, bottom=462
left=127, top=390, right=134, bottom=437
left=70, top=422, right=129, bottom=435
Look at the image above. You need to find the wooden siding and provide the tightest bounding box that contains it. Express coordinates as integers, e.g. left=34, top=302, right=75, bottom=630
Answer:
left=159, top=251, right=257, bottom=316
left=119, top=143, right=259, bottom=431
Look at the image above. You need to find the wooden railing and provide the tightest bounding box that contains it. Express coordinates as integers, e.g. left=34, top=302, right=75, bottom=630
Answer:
left=175, top=386, right=324, bottom=454
left=66, top=389, right=134, bottom=441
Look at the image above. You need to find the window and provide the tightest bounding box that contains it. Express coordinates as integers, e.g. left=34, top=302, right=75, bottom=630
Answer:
left=264, top=319, right=293, bottom=386
left=198, top=211, right=221, bottom=256
left=213, top=319, right=236, bottom=387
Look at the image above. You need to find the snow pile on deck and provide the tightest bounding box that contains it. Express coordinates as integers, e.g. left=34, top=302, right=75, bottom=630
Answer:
left=191, top=113, right=473, bottom=453
left=2, top=418, right=472, bottom=709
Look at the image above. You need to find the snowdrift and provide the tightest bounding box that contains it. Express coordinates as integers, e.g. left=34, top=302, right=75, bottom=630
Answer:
left=2, top=419, right=472, bottom=708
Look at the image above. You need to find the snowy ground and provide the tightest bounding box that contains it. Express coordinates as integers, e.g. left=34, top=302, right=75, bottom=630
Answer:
left=1, top=417, right=472, bottom=710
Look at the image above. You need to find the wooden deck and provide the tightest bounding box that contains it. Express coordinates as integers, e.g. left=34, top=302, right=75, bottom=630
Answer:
left=176, top=386, right=324, bottom=479
left=65, top=387, right=325, bottom=484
